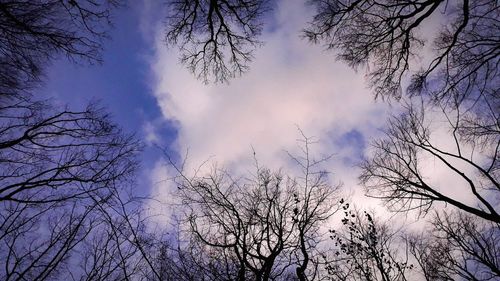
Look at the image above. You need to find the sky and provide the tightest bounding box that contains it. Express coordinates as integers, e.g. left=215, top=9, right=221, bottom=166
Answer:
left=38, top=0, right=485, bottom=227
left=147, top=0, right=394, bottom=219
left=42, top=1, right=174, bottom=195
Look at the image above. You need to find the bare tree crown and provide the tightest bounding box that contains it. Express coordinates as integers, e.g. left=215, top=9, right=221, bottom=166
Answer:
left=0, top=0, right=118, bottom=96
left=165, top=0, right=269, bottom=83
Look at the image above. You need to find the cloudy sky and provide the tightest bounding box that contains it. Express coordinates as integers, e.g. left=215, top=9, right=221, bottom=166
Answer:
left=39, top=0, right=479, bottom=225
left=146, top=0, right=395, bottom=213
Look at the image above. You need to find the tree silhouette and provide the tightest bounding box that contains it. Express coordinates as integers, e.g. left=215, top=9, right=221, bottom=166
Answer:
left=409, top=211, right=500, bottom=280
left=0, top=2, right=178, bottom=280
left=163, top=0, right=500, bottom=106
left=305, top=0, right=499, bottom=104
left=325, top=203, right=413, bottom=281
left=165, top=135, right=340, bottom=280
left=360, top=101, right=499, bottom=223
left=149, top=227, right=244, bottom=280
left=304, top=2, right=500, bottom=279
left=164, top=0, right=269, bottom=83
left=0, top=1, right=497, bottom=279
left=0, top=95, right=146, bottom=280
left=0, top=177, right=154, bottom=281
left=0, top=97, right=139, bottom=204
left=0, top=0, right=118, bottom=97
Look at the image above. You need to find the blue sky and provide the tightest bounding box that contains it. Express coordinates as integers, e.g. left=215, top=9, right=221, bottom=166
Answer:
left=21, top=0, right=400, bottom=215
left=41, top=2, right=176, bottom=181
left=36, top=0, right=388, bottom=203
left=31, top=0, right=490, bottom=226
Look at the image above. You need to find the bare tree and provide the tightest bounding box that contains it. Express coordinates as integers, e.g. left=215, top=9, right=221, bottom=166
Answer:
left=75, top=188, right=166, bottom=281
left=304, top=0, right=500, bottom=104
left=342, top=1, right=500, bottom=274
left=0, top=186, right=144, bottom=281
left=325, top=203, right=413, bottom=281
left=149, top=226, right=244, bottom=281
left=164, top=0, right=269, bottom=83
left=0, top=96, right=139, bottom=204
left=0, top=95, right=145, bottom=280
left=0, top=170, right=166, bottom=281
left=1, top=199, right=96, bottom=280
left=0, top=0, right=119, bottom=96
left=165, top=135, right=340, bottom=280
left=360, top=100, right=499, bottom=223
left=409, top=211, right=500, bottom=281
left=0, top=2, right=171, bottom=280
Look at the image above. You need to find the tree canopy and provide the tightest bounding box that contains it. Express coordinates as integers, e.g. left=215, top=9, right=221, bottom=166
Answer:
left=0, top=0, right=498, bottom=280
left=0, top=0, right=118, bottom=97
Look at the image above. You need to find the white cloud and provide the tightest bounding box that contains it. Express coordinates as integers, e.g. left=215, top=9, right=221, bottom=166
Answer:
left=145, top=0, right=488, bottom=226
left=148, top=0, right=388, bottom=176
left=140, top=4, right=498, bottom=280
left=142, top=0, right=396, bottom=226
left=142, top=121, right=161, bottom=145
